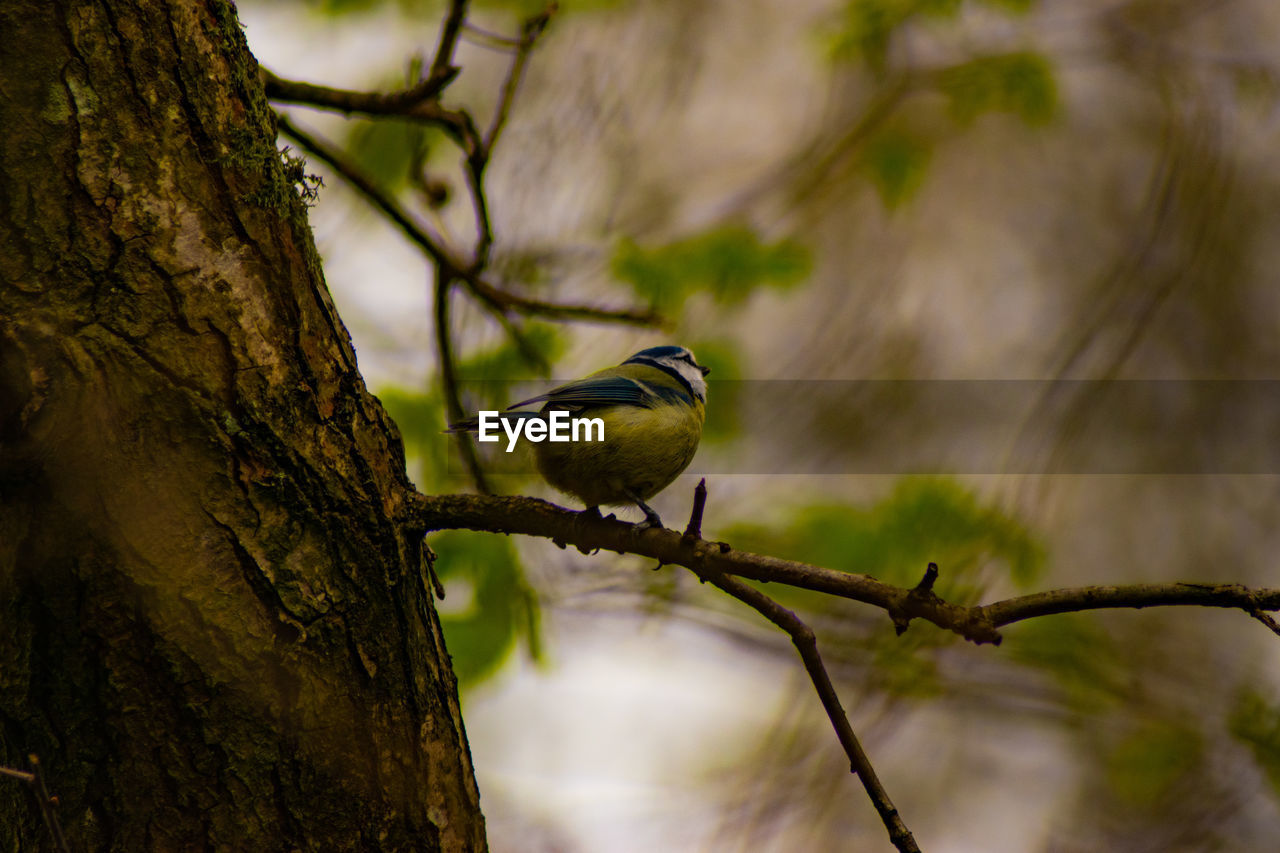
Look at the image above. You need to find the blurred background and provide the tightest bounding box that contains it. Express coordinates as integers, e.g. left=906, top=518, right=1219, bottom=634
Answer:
left=243, top=0, right=1280, bottom=849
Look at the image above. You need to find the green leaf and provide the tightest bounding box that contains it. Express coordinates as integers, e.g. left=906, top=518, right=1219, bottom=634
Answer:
left=830, top=0, right=911, bottom=68
left=862, top=128, right=932, bottom=208
left=1106, top=719, right=1203, bottom=809
left=980, top=0, right=1036, bottom=12
left=611, top=225, right=810, bottom=310
left=1229, top=688, right=1280, bottom=797
left=346, top=118, right=435, bottom=192
left=831, top=0, right=962, bottom=68
left=430, top=530, right=542, bottom=687
left=936, top=51, right=1058, bottom=126
left=309, top=0, right=385, bottom=14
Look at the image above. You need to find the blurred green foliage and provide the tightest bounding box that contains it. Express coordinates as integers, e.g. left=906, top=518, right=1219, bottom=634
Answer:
left=377, top=332, right=564, bottom=688
left=430, top=530, right=542, bottom=686
left=829, top=0, right=1054, bottom=207
left=937, top=51, right=1057, bottom=126
left=611, top=225, right=811, bottom=311
left=1105, top=718, right=1203, bottom=810
left=1003, top=613, right=1127, bottom=714
left=456, top=324, right=566, bottom=381
left=832, top=0, right=964, bottom=69
left=379, top=384, right=448, bottom=491
left=347, top=118, right=439, bottom=192
left=831, top=0, right=1036, bottom=69
left=724, top=478, right=1043, bottom=696
left=861, top=126, right=932, bottom=209
left=381, top=378, right=544, bottom=683
left=727, top=477, right=1043, bottom=594
left=1229, top=688, right=1280, bottom=797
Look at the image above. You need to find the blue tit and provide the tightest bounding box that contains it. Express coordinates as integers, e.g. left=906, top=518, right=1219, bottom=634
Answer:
left=449, top=345, right=710, bottom=529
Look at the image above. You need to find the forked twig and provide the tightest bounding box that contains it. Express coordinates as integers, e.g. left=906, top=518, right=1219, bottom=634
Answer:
left=676, top=482, right=920, bottom=853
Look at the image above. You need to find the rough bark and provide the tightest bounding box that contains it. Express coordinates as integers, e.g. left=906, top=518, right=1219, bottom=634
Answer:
left=0, top=0, right=485, bottom=849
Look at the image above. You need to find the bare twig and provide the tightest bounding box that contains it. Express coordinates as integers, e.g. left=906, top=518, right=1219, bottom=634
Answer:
left=683, top=478, right=708, bottom=540
left=483, top=5, right=554, bottom=154
left=980, top=582, right=1280, bottom=628
left=1, top=756, right=70, bottom=853
left=407, top=487, right=1280, bottom=847
left=466, top=276, right=665, bottom=326
left=275, top=111, right=464, bottom=271
left=423, top=543, right=447, bottom=599
left=404, top=491, right=1280, bottom=645
left=468, top=3, right=558, bottom=270
left=703, top=572, right=919, bottom=852
left=461, top=21, right=527, bottom=50
left=1250, top=609, right=1280, bottom=638
left=678, top=489, right=919, bottom=852
left=435, top=266, right=491, bottom=494
left=28, top=756, right=69, bottom=853
left=429, top=0, right=471, bottom=83
left=0, top=765, right=35, bottom=783
left=263, top=69, right=472, bottom=144
left=274, top=113, right=655, bottom=329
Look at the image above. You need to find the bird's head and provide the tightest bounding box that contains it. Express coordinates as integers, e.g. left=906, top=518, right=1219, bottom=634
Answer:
left=623, top=345, right=711, bottom=402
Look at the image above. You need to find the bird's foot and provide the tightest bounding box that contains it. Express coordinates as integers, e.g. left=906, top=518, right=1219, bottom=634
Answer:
left=622, top=490, right=664, bottom=532
left=632, top=508, right=664, bottom=533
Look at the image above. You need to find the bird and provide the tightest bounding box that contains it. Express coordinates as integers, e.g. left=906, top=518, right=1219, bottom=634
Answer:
left=448, top=345, right=710, bottom=529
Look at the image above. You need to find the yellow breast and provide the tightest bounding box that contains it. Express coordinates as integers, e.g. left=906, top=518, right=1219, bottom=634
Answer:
left=533, top=401, right=704, bottom=508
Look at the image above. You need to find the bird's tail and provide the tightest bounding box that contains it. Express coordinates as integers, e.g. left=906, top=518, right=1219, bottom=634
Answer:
left=445, top=409, right=543, bottom=433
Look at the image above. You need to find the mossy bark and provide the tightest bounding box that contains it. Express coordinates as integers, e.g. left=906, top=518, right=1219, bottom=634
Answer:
left=0, top=1, right=485, bottom=849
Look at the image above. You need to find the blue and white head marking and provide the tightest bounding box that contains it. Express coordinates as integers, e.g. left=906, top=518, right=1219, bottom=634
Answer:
left=624, top=345, right=710, bottom=403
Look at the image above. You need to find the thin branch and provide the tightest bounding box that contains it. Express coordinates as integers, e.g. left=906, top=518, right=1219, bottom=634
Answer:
left=461, top=21, right=527, bottom=50
left=275, top=111, right=464, bottom=272
left=429, top=0, right=471, bottom=83
left=435, top=267, right=490, bottom=494
left=263, top=69, right=472, bottom=145
left=275, top=113, right=656, bottom=329
left=683, top=478, right=708, bottom=540
left=274, top=112, right=654, bottom=324
left=981, top=582, right=1280, bottom=628
left=29, top=756, right=69, bottom=853
left=706, top=572, right=919, bottom=852
left=1250, top=609, right=1280, bottom=638
left=678, top=487, right=919, bottom=852
left=483, top=5, right=554, bottom=154
left=468, top=3, right=557, bottom=270
left=403, top=491, right=1280, bottom=645
left=1, top=756, right=70, bottom=853
left=466, top=276, right=665, bottom=326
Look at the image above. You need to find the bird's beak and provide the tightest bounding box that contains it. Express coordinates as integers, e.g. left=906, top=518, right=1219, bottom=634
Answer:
left=699, top=365, right=711, bottom=376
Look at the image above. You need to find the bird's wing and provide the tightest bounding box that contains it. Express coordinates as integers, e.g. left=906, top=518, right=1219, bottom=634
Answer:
left=445, top=410, right=543, bottom=433
left=508, top=375, right=656, bottom=411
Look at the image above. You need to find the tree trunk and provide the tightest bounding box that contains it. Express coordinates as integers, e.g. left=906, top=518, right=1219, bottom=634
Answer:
left=0, top=1, right=485, bottom=849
